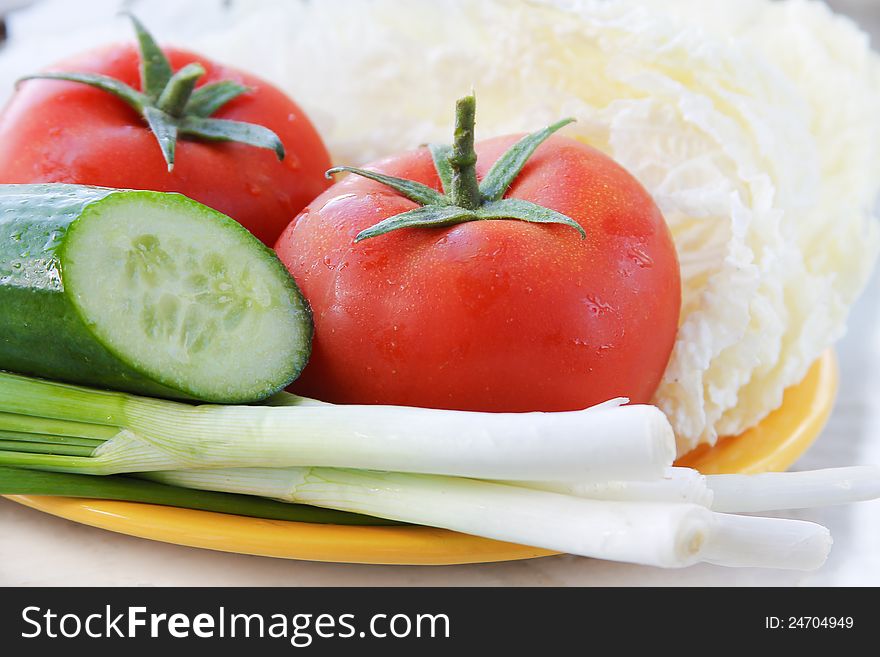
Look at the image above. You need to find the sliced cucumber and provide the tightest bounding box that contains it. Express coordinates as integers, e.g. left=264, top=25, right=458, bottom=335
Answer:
left=0, top=184, right=311, bottom=403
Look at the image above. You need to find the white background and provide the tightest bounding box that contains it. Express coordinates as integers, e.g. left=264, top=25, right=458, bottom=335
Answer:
left=0, top=0, right=878, bottom=586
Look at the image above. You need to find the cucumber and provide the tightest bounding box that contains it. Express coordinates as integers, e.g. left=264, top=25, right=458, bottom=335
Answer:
left=0, top=184, right=312, bottom=403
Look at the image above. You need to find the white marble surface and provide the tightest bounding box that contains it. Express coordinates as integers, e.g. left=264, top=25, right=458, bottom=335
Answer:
left=1, top=0, right=879, bottom=586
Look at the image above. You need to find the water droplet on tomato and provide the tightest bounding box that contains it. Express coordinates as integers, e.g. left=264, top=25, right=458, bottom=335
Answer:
left=584, top=295, right=614, bottom=316
left=319, top=194, right=357, bottom=213
left=285, top=153, right=301, bottom=171
left=628, top=246, right=653, bottom=268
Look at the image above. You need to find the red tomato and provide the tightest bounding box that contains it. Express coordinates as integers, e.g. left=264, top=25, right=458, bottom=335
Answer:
left=0, top=43, right=331, bottom=246
left=276, top=134, right=681, bottom=412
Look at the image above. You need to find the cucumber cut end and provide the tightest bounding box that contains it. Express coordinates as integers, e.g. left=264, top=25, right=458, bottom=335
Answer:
left=61, top=191, right=311, bottom=403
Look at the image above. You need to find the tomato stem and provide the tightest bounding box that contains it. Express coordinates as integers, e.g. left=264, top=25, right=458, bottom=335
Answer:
left=448, top=95, right=482, bottom=210
left=16, top=15, right=284, bottom=172
left=156, top=63, right=205, bottom=117
left=326, top=94, right=585, bottom=241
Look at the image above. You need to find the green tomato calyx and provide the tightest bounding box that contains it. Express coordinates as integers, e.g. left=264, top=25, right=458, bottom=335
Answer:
left=326, top=94, right=584, bottom=242
left=17, top=14, right=285, bottom=172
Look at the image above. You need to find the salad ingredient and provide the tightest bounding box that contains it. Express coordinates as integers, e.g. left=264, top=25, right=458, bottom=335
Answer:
left=0, top=466, right=393, bottom=525
left=149, top=467, right=715, bottom=568
left=0, top=16, right=331, bottom=246
left=325, top=96, right=584, bottom=242
left=0, top=184, right=312, bottom=402
left=701, top=513, right=831, bottom=571
left=0, top=372, right=673, bottom=481
left=706, top=466, right=880, bottom=513
left=185, top=0, right=880, bottom=448
left=277, top=95, right=680, bottom=412
left=145, top=467, right=831, bottom=570
left=0, top=412, right=117, bottom=443
left=514, top=468, right=713, bottom=507
left=7, top=378, right=876, bottom=512
left=18, top=15, right=286, bottom=171
left=2, top=373, right=873, bottom=570
left=520, top=466, right=880, bottom=513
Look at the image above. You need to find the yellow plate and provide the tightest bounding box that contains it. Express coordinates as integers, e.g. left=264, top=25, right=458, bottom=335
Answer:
left=5, top=350, right=838, bottom=565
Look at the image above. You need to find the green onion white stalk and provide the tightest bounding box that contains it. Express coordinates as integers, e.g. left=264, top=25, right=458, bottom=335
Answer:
left=146, top=467, right=713, bottom=568
left=706, top=466, right=880, bottom=512
left=701, top=514, right=832, bottom=571
left=0, top=371, right=674, bottom=481
left=518, top=466, right=880, bottom=513
left=510, top=467, right=714, bottom=506
left=144, top=466, right=834, bottom=570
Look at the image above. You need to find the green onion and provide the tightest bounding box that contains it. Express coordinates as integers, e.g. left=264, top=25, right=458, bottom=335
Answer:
left=0, top=440, right=94, bottom=457
left=0, top=371, right=870, bottom=570
left=0, top=411, right=118, bottom=441
left=518, top=466, right=880, bottom=513
left=147, top=466, right=714, bottom=567
left=0, top=371, right=674, bottom=481
left=706, top=466, right=880, bottom=512
left=0, top=466, right=397, bottom=525
left=0, top=430, right=104, bottom=448
left=509, top=467, right=714, bottom=506
left=702, top=514, right=831, bottom=570
left=145, top=466, right=833, bottom=570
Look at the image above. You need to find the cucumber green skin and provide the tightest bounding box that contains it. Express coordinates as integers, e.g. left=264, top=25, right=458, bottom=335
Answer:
left=0, top=184, right=191, bottom=399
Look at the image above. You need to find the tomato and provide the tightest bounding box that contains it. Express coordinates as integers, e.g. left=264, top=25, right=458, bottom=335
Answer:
left=276, top=97, right=680, bottom=412
left=0, top=20, right=330, bottom=246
